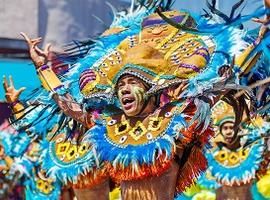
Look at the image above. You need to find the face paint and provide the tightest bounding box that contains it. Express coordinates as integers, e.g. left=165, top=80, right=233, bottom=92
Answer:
left=118, top=83, right=146, bottom=116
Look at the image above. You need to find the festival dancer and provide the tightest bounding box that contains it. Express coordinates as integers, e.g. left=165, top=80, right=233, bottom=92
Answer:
left=196, top=100, right=270, bottom=200
left=0, top=123, right=62, bottom=199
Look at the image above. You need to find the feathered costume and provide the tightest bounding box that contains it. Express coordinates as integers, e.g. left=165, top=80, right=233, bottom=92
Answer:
left=0, top=122, right=61, bottom=200
left=184, top=100, right=270, bottom=200
left=6, top=0, right=270, bottom=199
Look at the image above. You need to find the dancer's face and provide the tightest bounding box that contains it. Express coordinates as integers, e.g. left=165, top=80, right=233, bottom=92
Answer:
left=117, top=76, right=152, bottom=116
left=220, top=122, right=235, bottom=143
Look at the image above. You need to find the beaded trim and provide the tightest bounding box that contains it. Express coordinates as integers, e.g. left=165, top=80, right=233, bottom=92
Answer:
left=92, top=49, right=116, bottom=69
left=179, top=63, right=201, bottom=73
left=155, top=29, right=180, bottom=49
left=103, top=108, right=181, bottom=149
left=146, top=79, right=188, bottom=96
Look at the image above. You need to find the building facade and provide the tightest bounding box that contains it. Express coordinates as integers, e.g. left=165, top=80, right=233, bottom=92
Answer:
left=0, top=0, right=128, bottom=56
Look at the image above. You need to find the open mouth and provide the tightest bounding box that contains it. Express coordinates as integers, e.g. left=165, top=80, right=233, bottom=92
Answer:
left=121, top=97, right=135, bottom=110
left=224, top=135, right=234, bottom=142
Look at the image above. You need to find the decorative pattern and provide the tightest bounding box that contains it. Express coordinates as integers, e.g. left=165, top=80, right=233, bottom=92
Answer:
left=41, top=131, right=104, bottom=188
left=204, top=130, right=265, bottom=186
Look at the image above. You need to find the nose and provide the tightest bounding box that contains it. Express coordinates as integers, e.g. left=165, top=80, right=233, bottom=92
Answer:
left=120, top=84, right=131, bottom=95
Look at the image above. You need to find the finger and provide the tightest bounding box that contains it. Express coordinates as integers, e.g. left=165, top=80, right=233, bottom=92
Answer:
left=252, top=18, right=265, bottom=24
left=31, top=37, right=42, bottom=42
left=32, top=39, right=42, bottom=47
left=44, top=43, right=52, bottom=56
left=3, top=75, right=8, bottom=92
left=175, top=83, right=186, bottom=94
left=31, top=37, right=42, bottom=45
left=16, top=87, right=26, bottom=97
left=182, top=83, right=189, bottom=91
left=9, top=75, right=14, bottom=88
left=20, top=32, right=31, bottom=43
left=34, top=46, right=45, bottom=56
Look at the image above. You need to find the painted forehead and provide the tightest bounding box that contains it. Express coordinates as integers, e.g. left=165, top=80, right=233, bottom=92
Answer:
left=142, top=11, right=187, bottom=28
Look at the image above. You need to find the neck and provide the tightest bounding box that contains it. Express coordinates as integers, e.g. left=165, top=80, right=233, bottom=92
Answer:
left=137, top=97, right=157, bottom=117
left=224, top=136, right=241, bottom=150
left=125, top=98, right=158, bottom=122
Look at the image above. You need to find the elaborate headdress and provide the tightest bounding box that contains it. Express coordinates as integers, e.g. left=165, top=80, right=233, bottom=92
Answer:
left=79, top=10, right=216, bottom=105
left=211, top=100, right=235, bottom=127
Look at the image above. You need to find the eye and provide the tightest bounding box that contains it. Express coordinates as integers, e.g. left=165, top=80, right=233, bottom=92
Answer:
left=146, top=133, right=153, bottom=140
left=75, top=153, right=80, bottom=159
left=131, top=81, right=138, bottom=85
left=117, top=82, right=124, bottom=89
left=56, top=138, right=63, bottom=143
left=165, top=112, right=172, bottom=118
left=119, top=135, right=127, bottom=143
left=108, top=119, right=117, bottom=126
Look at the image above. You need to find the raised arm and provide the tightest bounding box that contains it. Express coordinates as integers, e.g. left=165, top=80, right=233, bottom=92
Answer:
left=3, top=75, right=25, bottom=119
left=19, top=33, right=92, bottom=128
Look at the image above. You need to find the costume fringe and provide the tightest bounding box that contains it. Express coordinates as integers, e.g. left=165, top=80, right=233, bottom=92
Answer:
left=108, top=153, right=174, bottom=183
left=175, top=146, right=208, bottom=194
left=175, top=121, right=214, bottom=194
left=69, top=166, right=109, bottom=189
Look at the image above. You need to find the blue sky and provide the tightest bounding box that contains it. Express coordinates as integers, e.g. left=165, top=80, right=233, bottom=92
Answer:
left=0, top=60, right=40, bottom=100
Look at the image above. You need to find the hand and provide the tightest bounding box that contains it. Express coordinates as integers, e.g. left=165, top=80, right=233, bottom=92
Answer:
left=252, top=17, right=269, bottom=25
left=252, top=0, right=270, bottom=43
left=252, top=16, right=269, bottom=40
left=20, top=32, right=51, bottom=68
left=218, top=64, right=233, bottom=78
left=3, top=75, right=26, bottom=103
left=167, top=82, right=188, bottom=101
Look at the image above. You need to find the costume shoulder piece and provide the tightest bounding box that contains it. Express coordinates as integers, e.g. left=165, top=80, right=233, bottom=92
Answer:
left=89, top=103, right=188, bottom=182
left=41, top=128, right=107, bottom=189
left=206, top=138, right=265, bottom=186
